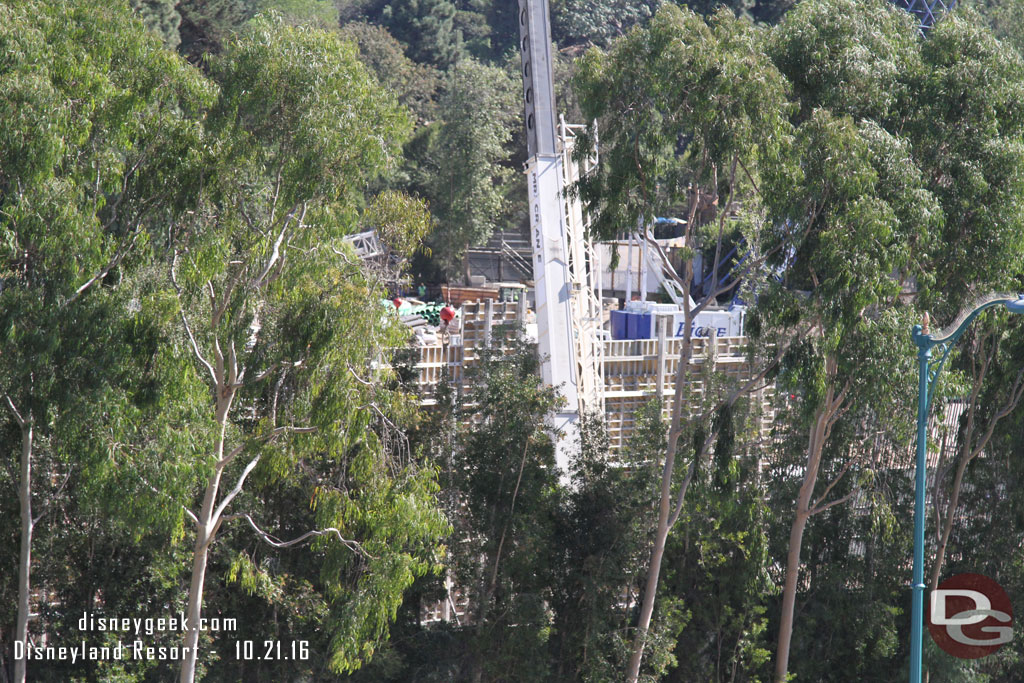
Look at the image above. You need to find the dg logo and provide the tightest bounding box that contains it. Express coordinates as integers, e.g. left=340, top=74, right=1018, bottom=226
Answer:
left=927, top=573, right=1013, bottom=658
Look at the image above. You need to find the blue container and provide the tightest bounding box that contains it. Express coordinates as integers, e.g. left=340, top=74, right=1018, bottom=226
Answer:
left=635, top=313, right=652, bottom=339
left=626, top=312, right=639, bottom=339
left=610, top=310, right=629, bottom=340
left=624, top=312, right=652, bottom=339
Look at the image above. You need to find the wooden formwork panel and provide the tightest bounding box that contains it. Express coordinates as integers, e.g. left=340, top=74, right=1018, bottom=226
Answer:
left=413, top=314, right=775, bottom=453
left=458, top=301, right=521, bottom=366
left=412, top=301, right=523, bottom=401
left=602, top=336, right=774, bottom=451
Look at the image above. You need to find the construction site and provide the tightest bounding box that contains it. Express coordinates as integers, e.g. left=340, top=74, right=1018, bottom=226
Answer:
left=370, top=0, right=773, bottom=464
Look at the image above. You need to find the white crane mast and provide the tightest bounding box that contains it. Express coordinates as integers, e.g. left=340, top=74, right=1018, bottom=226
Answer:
left=516, top=0, right=602, bottom=471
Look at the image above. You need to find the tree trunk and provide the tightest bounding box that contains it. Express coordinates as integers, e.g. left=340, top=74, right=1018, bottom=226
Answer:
left=462, top=245, right=473, bottom=286
left=774, top=397, right=831, bottom=683
left=179, top=484, right=219, bottom=683
left=929, top=447, right=971, bottom=593
left=625, top=326, right=694, bottom=683
left=179, top=397, right=231, bottom=683
left=625, top=491, right=673, bottom=683
left=14, top=422, right=33, bottom=683
left=775, top=507, right=810, bottom=683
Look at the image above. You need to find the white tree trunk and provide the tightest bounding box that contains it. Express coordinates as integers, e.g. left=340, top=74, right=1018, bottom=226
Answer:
left=624, top=477, right=674, bottom=683
left=179, top=396, right=231, bottom=683
left=179, top=481, right=220, bottom=683
left=14, top=422, right=33, bottom=683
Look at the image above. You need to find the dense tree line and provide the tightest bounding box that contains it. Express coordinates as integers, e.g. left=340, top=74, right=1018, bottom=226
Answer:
left=5, top=0, right=1024, bottom=682
left=0, top=3, right=446, bottom=682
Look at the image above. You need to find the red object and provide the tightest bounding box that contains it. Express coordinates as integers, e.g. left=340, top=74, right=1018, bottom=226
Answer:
left=392, top=298, right=402, bottom=309
left=928, top=572, right=1013, bottom=659
left=440, top=306, right=456, bottom=323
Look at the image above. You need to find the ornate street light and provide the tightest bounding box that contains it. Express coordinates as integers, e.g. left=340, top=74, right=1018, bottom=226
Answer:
left=909, top=293, right=1024, bottom=683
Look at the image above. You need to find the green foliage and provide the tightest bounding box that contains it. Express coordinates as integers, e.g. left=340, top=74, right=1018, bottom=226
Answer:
left=0, top=2, right=213, bottom=678
left=177, top=0, right=254, bottom=61
left=767, top=0, right=920, bottom=122
left=340, top=21, right=441, bottom=122
left=366, top=189, right=434, bottom=264
left=968, top=0, right=1024, bottom=57
left=252, top=0, right=339, bottom=28
left=129, top=0, right=182, bottom=48
left=147, top=15, right=449, bottom=678
left=438, top=336, right=563, bottom=681
left=552, top=0, right=660, bottom=48
left=549, top=405, right=668, bottom=682
left=573, top=4, right=792, bottom=241
left=207, top=15, right=411, bottom=212
left=0, top=0, right=211, bottom=302
left=353, top=0, right=465, bottom=67
left=460, top=0, right=519, bottom=60
left=0, top=0, right=212, bottom=527
left=909, top=9, right=1024, bottom=312
left=8, top=0, right=1024, bottom=681
left=423, top=58, right=518, bottom=278
left=680, top=0, right=762, bottom=22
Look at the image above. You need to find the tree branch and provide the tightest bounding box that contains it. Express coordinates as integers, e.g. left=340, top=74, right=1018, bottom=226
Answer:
left=171, top=255, right=217, bottom=386
left=31, top=471, right=71, bottom=526
left=66, top=229, right=142, bottom=306
left=347, top=363, right=374, bottom=387
left=489, top=436, right=532, bottom=594
left=237, top=359, right=302, bottom=389
left=810, top=451, right=859, bottom=512
left=252, top=203, right=305, bottom=290
left=211, top=454, right=262, bottom=534
left=224, top=512, right=371, bottom=556
left=4, top=394, right=26, bottom=428
left=216, top=425, right=318, bottom=469
left=138, top=472, right=199, bottom=527
left=642, top=229, right=788, bottom=320
left=809, top=487, right=858, bottom=517
left=666, top=333, right=796, bottom=530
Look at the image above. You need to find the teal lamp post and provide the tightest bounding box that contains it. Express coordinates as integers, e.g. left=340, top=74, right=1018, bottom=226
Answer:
left=909, top=293, right=1024, bottom=683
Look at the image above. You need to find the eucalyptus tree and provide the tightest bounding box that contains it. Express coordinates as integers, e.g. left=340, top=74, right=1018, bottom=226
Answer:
left=969, top=0, right=1024, bottom=57
left=762, top=1, right=1024, bottom=679
left=547, top=405, right=670, bottom=682
left=761, top=2, right=942, bottom=678
left=161, top=17, right=448, bottom=682
left=660, top=397, right=775, bottom=683
left=906, top=8, right=1024, bottom=313
left=0, top=2, right=210, bottom=681
left=903, top=9, right=1024, bottom=665
left=932, top=341, right=1024, bottom=680
left=573, top=7, right=793, bottom=680
left=757, top=112, right=932, bottom=682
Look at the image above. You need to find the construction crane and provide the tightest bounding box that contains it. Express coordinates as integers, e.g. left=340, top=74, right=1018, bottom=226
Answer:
left=516, top=0, right=604, bottom=472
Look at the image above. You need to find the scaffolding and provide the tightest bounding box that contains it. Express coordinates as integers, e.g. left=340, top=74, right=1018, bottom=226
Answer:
left=559, top=116, right=606, bottom=418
